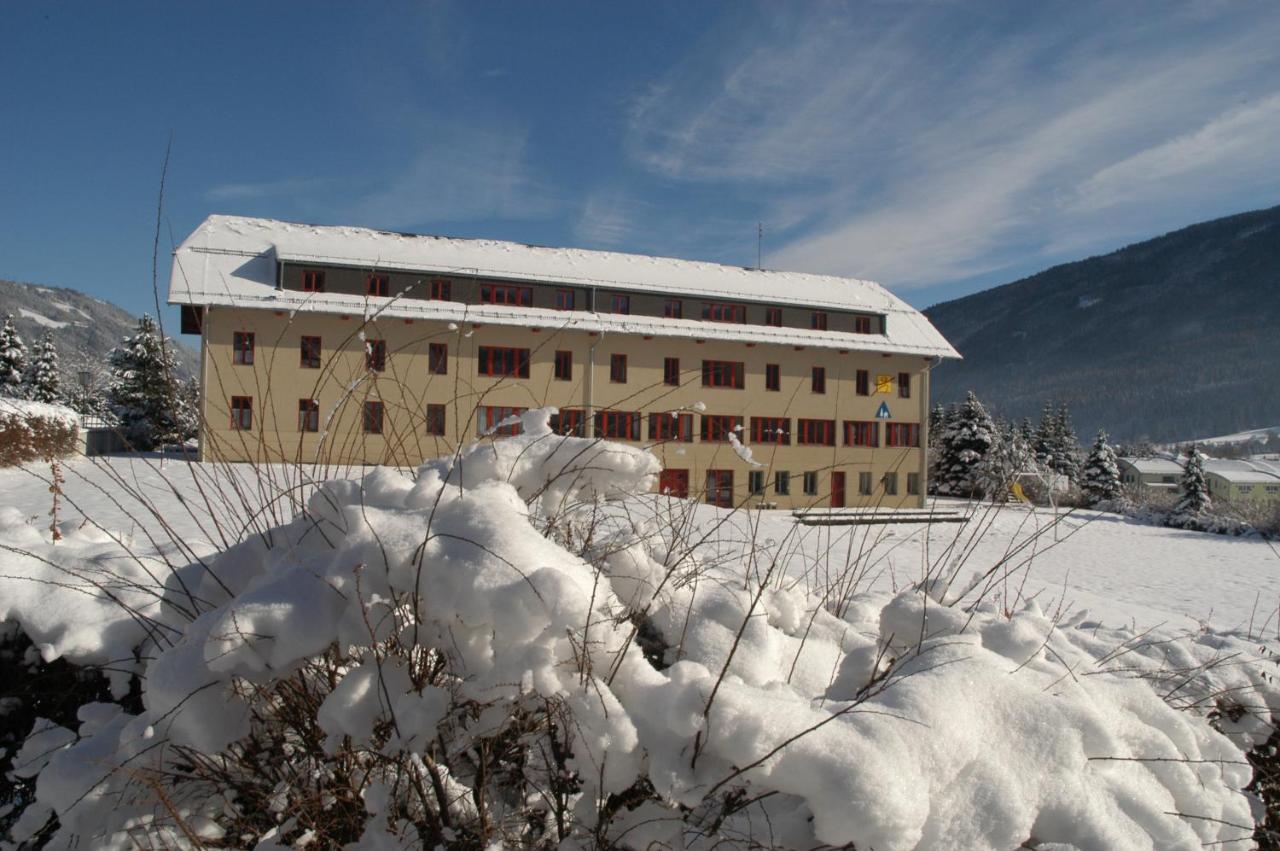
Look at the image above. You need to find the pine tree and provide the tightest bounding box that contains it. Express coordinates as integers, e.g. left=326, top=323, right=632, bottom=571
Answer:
left=1052, top=403, right=1081, bottom=481
left=936, top=391, right=997, bottom=497
left=0, top=315, right=28, bottom=398
left=979, top=418, right=1033, bottom=498
left=175, top=376, right=201, bottom=442
left=27, top=331, right=62, bottom=404
left=1080, top=430, right=1122, bottom=505
left=1032, top=402, right=1056, bottom=469
left=1174, top=445, right=1211, bottom=516
left=106, top=315, right=184, bottom=450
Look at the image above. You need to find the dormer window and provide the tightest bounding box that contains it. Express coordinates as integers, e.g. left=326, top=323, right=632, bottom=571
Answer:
left=611, top=294, right=631, bottom=314
left=853, top=314, right=875, bottom=334
left=366, top=274, right=389, bottom=297
left=302, top=269, right=325, bottom=292
left=703, top=302, right=745, bottom=323
left=810, top=311, right=828, bottom=331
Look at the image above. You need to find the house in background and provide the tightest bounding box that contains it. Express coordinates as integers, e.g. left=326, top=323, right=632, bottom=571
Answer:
left=1119, top=455, right=1280, bottom=505
left=1117, top=457, right=1184, bottom=494
left=168, top=215, right=959, bottom=509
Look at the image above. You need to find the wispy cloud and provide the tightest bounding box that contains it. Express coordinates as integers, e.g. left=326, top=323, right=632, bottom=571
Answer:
left=205, top=177, right=339, bottom=202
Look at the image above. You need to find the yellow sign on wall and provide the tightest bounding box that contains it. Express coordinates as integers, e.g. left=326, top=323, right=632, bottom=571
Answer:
left=875, top=374, right=894, bottom=394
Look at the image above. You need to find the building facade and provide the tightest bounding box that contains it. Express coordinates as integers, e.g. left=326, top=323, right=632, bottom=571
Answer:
left=169, top=216, right=959, bottom=509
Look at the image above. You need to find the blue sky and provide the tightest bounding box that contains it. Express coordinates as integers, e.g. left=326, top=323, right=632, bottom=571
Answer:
left=2, top=1, right=1279, bottom=326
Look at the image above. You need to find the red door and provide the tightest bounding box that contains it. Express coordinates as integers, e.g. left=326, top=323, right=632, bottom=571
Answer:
left=705, top=470, right=734, bottom=507
left=831, top=472, right=846, bottom=508
left=659, top=469, right=689, bottom=498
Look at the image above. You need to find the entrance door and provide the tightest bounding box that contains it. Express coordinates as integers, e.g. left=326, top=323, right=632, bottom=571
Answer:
left=659, top=468, right=689, bottom=498
left=830, top=471, right=846, bottom=508
left=705, top=469, right=734, bottom=508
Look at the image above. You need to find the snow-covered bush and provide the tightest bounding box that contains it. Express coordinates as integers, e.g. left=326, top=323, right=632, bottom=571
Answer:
left=0, top=409, right=1276, bottom=849
left=0, top=398, right=78, bottom=467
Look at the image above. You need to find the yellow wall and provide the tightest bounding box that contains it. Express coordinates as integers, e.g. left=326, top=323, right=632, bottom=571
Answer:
left=199, top=306, right=933, bottom=509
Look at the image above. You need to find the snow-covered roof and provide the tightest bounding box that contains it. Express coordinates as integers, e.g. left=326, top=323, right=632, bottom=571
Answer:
left=1118, top=457, right=1184, bottom=476
left=168, top=215, right=959, bottom=358
left=1203, top=459, right=1280, bottom=484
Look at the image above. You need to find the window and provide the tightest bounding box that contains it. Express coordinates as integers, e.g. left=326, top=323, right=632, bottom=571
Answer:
left=554, top=350, right=572, bottom=381
left=300, top=335, right=322, bottom=368
left=797, top=419, right=836, bottom=446
left=230, top=396, right=252, bottom=430
left=748, top=471, right=766, bottom=496
left=859, top=472, right=872, bottom=496
left=478, top=405, right=525, bottom=436
left=907, top=473, right=920, bottom=496
left=765, top=363, right=780, bottom=391
left=898, top=372, right=911, bottom=399
left=595, top=410, right=641, bottom=440
left=610, top=353, right=627, bottom=383
left=663, top=357, right=680, bottom=386
left=663, top=299, right=683, bottom=319
left=555, top=289, right=576, bottom=310
left=700, top=415, right=742, bottom=443
left=775, top=471, right=791, bottom=496
left=702, top=302, right=745, bottom=323
left=701, top=360, right=744, bottom=389
left=853, top=314, right=875, bottom=334
left=803, top=472, right=818, bottom=496
left=366, top=274, right=389, bottom=297
left=425, top=403, right=446, bottom=436
left=479, top=283, right=533, bottom=306
left=610, top=294, right=631, bottom=314
left=429, top=278, right=452, bottom=301
left=844, top=420, right=879, bottom=447
left=298, top=399, right=319, bottom=433
left=856, top=369, right=870, bottom=396
left=429, top=343, right=448, bottom=375
left=550, top=408, right=586, bottom=436
left=886, top=423, right=921, bottom=448
left=302, top=269, right=324, bottom=292
left=811, top=366, right=826, bottom=394
left=365, top=339, right=387, bottom=372
left=477, top=346, right=531, bottom=378
left=810, top=311, right=828, bottom=331
left=649, top=412, right=694, bottom=442
left=232, top=332, right=254, bottom=365
left=883, top=472, right=898, bottom=496
left=765, top=307, right=783, bottom=327
left=750, top=416, right=791, bottom=445
left=706, top=470, right=734, bottom=507
left=363, top=401, right=384, bottom=434
left=659, top=469, right=689, bottom=498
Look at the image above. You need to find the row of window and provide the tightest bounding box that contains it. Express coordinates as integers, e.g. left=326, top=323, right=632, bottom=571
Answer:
left=679, top=468, right=920, bottom=507
left=231, top=332, right=912, bottom=398
left=292, top=268, right=882, bottom=334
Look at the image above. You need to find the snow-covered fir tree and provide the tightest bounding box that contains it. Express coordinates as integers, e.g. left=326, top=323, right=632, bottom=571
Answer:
left=978, top=418, right=1033, bottom=498
left=26, top=331, right=62, bottom=403
left=927, top=403, right=948, bottom=493
left=1033, top=403, right=1081, bottom=482
left=1174, top=445, right=1212, bottom=516
left=106, top=315, right=184, bottom=450
left=175, top=376, right=201, bottom=442
left=0, top=314, right=28, bottom=398
left=936, top=391, right=997, bottom=497
left=1080, top=429, right=1122, bottom=505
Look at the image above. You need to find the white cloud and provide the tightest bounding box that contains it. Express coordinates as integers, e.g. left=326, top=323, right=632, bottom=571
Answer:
left=205, top=177, right=338, bottom=202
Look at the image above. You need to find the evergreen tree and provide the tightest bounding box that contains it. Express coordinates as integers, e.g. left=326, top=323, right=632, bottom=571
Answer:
left=1080, top=430, right=1122, bottom=505
left=27, top=331, right=62, bottom=403
left=106, top=315, right=184, bottom=450
left=927, top=403, right=949, bottom=494
left=936, top=391, right=997, bottom=497
left=1052, top=403, right=1081, bottom=481
left=978, top=418, right=1033, bottom=498
left=1032, top=402, right=1056, bottom=469
left=175, top=376, right=201, bottom=442
left=0, top=315, right=28, bottom=398
left=1174, top=445, right=1212, bottom=516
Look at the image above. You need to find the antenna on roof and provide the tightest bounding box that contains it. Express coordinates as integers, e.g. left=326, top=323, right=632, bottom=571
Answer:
left=756, top=222, right=763, bottom=269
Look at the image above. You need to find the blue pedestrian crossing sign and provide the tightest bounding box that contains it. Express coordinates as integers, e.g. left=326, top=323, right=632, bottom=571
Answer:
left=875, top=402, right=892, bottom=419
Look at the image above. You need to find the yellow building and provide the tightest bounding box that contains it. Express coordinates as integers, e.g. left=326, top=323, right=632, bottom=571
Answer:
left=168, top=216, right=959, bottom=509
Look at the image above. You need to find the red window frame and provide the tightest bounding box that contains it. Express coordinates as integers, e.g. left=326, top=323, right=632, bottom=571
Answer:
left=810, top=311, right=828, bottom=331
left=663, top=357, right=680, bottom=386
left=854, top=314, right=874, bottom=334
left=363, top=401, right=384, bottom=434
left=797, top=419, right=836, bottom=446
left=649, top=412, right=694, bottom=442
left=700, top=415, right=742, bottom=443
left=811, top=366, right=826, bottom=394
left=764, top=363, right=780, bottom=391
left=429, top=278, right=452, bottom=301
left=428, top=343, right=448, bottom=375
left=701, top=360, right=744, bottom=389
left=705, top=469, right=734, bottom=508
left=477, top=346, right=531, bottom=378
left=610, top=294, right=631, bottom=314
left=831, top=471, right=846, bottom=508
left=595, top=410, right=641, bottom=440
left=898, top=372, right=911, bottom=399
left=610, top=353, right=627, bottom=383
left=551, top=408, right=586, bottom=436
left=425, top=403, right=446, bottom=436
left=478, top=405, right=526, bottom=437
left=298, top=398, right=319, bottom=433
left=844, top=420, right=879, bottom=447
left=659, top=469, right=690, bottom=498
left=366, top=274, right=389, bottom=297
left=365, top=339, right=387, bottom=372
left=856, top=369, right=870, bottom=396
left=302, top=269, right=325, bottom=292
left=230, top=396, right=252, bottom=430
left=765, top=307, right=783, bottom=327
left=750, top=416, right=791, bottom=445
left=554, top=350, right=572, bottom=381
left=233, top=331, right=254, bottom=365
left=300, top=335, right=321, bottom=368
left=663, top=299, right=683, bottom=319
left=555, top=289, right=576, bottom=310
left=702, top=302, right=745, bottom=323
left=886, top=423, right=921, bottom=448
left=480, top=283, right=533, bottom=306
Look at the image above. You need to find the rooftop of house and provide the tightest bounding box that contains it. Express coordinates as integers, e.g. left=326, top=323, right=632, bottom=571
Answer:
left=1120, top=455, right=1280, bottom=484
left=168, top=215, right=960, bottom=358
